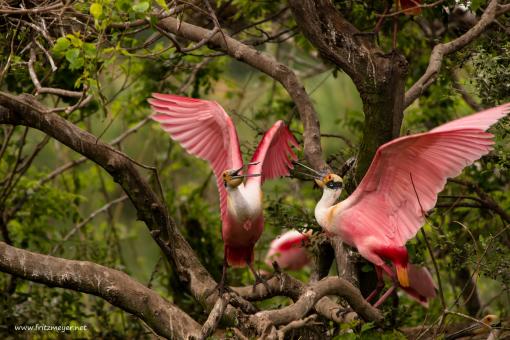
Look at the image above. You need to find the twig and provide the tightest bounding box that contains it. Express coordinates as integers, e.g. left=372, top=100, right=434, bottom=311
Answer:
left=28, top=48, right=84, bottom=98
left=409, top=173, right=447, bottom=309
left=231, top=327, right=249, bottom=340
left=376, top=0, right=447, bottom=18
left=50, top=195, right=129, bottom=255
left=0, top=126, right=14, bottom=161
left=33, top=39, right=57, bottom=72
left=0, top=2, right=63, bottom=14
left=321, top=133, right=354, bottom=148
left=451, top=71, right=482, bottom=111
left=147, top=256, right=163, bottom=289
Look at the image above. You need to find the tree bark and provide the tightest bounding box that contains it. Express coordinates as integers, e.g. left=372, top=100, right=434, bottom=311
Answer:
left=288, top=0, right=408, bottom=294
left=0, top=241, right=201, bottom=339
left=288, top=0, right=407, bottom=181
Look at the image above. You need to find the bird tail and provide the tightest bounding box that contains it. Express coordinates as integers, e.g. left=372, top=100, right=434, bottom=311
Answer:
left=225, top=245, right=254, bottom=268
left=396, top=264, right=410, bottom=288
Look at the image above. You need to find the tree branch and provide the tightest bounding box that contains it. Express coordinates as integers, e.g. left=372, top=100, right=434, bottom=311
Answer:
left=155, top=16, right=326, bottom=170
left=234, top=273, right=381, bottom=326
left=245, top=276, right=382, bottom=335
left=404, top=0, right=500, bottom=108
left=0, top=92, right=220, bottom=309
left=0, top=241, right=201, bottom=339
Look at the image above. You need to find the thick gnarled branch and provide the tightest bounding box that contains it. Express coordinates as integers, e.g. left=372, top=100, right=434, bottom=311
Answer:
left=0, top=241, right=200, bottom=339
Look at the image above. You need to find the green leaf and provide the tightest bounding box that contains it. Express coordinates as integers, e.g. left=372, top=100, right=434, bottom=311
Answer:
left=65, top=48, right=84, bottom=70
left=52, top=37, right=71, bottom=56
left=155, top=0, right=169, bottom=11
left=132, top=1, right=150, bottom=13
left=361, top=322, right=375, bottom=333
left=83, top=43, right=96, bottom=58
left=90, top=3, right=103, bottom=19
left=66, top=34, right=83, bottom=47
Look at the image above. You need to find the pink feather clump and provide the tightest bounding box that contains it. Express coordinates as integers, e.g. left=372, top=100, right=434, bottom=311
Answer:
left=265, top=230, right=311, bottom=271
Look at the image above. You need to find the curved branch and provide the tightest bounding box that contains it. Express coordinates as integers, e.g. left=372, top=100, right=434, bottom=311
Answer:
left=156, top=16, right=326, bottom=170
left=404, top=0, right=500, bottom=108
left=0, top=241, right=201, bottom=339
left=251, top=276, right=382, bottom=327
left=234, top=273, right=381, bottom=327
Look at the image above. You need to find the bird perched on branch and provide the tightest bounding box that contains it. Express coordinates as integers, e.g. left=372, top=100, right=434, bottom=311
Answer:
left=297, top=103, right=510, bottom=307
left=149, top=93, right=299, bottom=293
left=265, top=230, right=311, bottom=271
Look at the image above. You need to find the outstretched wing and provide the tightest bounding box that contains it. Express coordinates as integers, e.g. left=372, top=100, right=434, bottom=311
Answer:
left=148, top=93, right=243, bottom=221
left=339, top=103, right=510, bottom=245
left=246, top=120, right=299, bottom=185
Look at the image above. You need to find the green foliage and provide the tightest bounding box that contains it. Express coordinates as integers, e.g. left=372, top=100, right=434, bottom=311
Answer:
left=471, top=42, right=510, bottom=106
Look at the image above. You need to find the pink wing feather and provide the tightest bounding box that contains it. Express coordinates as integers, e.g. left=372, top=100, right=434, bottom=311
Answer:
left=247, top=120, right=299, bottom=185
left=148, top=93, right=243, bottom=221
left=340, top=103, right=510, bottom=245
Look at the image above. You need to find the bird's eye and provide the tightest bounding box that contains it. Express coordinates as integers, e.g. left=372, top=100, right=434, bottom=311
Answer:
left=327, top=181, right=343, bottom=189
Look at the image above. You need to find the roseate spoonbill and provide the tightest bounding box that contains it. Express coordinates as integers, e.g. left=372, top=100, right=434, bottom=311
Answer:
left=148, top=93, right=299, bottom=292
left=265, top=230, right=311, bottom=271
left=299, top=103, right=510, bottom=307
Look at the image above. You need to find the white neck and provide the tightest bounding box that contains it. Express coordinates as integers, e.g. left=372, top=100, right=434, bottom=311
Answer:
left=314, top=188, right=342, bottom=230
left=226, top=184, right=262, bottom=221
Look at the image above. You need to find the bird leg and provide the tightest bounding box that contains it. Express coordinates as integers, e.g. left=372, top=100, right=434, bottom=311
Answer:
left=248, top=261, right=271, bottom=294
left=365, top=266, right=385, bottom=303
left=371, top=263, right=399, bottom=307
left=373, top=284, right=397, bottom=308
left=205, top=256, right=232, bottom=298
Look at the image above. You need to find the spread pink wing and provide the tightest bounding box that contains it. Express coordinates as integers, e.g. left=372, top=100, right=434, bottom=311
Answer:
left=246, top=120, right=299, bottom=185
left=148, top=93, right=243, bottom=221
left=339, top=103, right=510, bottom=245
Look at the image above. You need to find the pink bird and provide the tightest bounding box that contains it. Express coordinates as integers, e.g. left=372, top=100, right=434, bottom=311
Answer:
left=265, top=230, right=311, bottom=271
left=148, top=93, right=299, bottom=292
left=299, top=103, right=510, bottom=307
left=265, top=232, right=436, bottom=306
